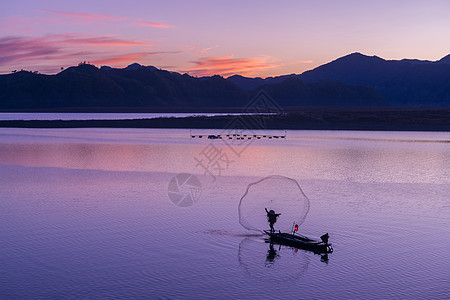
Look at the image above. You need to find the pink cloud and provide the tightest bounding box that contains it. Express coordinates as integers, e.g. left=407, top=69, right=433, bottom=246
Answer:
left=0, top=15, right=31, bottom=26
left=92, top=53, right=153, bottom=65
left=0, top=36, right=59, bottom=64
left=54, top=34, right=148, bottom=47
left=0, top=15, right=38, bottom=34
left=0, top=34, right=150, bottom=57
left=186, top=45, right=219, bottom=54
left=199, top=47, right=214, bottom=54
left=0, top=34, right=164, bottom=72
left=40, top=10, right=173, bottom=29
left=92, top=51, right=179, bottom=65
left=136, top=21, right=174, bottom=28
left=42, top=9, right=127, bottom=22
left=189, top=54, right=279, bottom=77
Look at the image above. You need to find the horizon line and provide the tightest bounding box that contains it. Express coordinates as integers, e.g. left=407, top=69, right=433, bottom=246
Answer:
left=1, top=51, right=449, bottom=78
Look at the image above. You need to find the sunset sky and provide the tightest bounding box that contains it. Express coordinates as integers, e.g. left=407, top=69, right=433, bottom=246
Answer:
left=1, top=0, right=450, bottom=77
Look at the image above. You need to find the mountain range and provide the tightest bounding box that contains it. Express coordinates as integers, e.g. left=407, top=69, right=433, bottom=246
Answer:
left=229, top=52, right=450, bottom=107
left=1, top=52, right=449, bottom=111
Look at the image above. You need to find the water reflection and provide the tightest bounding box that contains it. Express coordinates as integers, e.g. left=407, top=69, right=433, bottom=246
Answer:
left=0, top=142, right=196, bottom=174
left=266, top=243, right=279, bottom=265
left=0, top=128, right=448, bottom=184
left=1, top=128, right=449, bottom=299
left=238, top=237, right=311, bottom=282
left=263, top=241, right=332, bottom=265
left=265, top=239, right=331, bottom=265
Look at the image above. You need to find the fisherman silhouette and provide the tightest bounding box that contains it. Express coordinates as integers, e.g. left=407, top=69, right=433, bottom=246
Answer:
left=265, top=208, right=281, bottom=233
left=320, top=233, right=329, bottom=244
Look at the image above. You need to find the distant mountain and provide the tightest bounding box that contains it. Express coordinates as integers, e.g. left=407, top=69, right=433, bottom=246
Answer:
left=1, top=52, right=449, bottom=111
left=249, top=77, right=386, bottom=107
left=0, top=62, right=385, bottom=111
left=437, top=54, right=450, bottom=65
left=227, top=75, right=266, bottom=91
left=227, top=74, right=300, bottom=91
left=227, top=52, right=450, bottom=107
left=0, top=63, right=247, bottom=110
left=300, top=52, right=450, bottom=106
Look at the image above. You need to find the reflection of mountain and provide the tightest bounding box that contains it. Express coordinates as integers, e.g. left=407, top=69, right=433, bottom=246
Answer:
left=238, top=237, right=310, bottom=282
left=3, top=53, right=449, bottom=110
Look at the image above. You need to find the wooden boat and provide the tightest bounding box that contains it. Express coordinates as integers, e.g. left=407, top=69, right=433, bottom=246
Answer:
left=264, top=230, right=333, bottom=254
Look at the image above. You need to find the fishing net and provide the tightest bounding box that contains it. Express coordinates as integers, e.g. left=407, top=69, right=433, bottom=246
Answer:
left=238, top=175, right=310, bottom=233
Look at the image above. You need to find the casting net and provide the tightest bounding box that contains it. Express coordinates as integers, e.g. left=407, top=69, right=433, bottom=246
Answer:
left=238, top=175, right=310, bottom=232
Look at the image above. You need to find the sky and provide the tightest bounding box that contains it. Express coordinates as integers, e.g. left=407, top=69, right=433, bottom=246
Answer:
left=1, top=0, right=450, bottom=77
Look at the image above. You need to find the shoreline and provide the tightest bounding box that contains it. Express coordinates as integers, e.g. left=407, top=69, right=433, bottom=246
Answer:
left=0, top=109, right=449, bottom=131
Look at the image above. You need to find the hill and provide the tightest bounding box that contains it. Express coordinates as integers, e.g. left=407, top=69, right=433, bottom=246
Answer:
left=0, top=62, right=385, bottom=111
left=2, top=52, right=450, bottom=111
left=227, top=53, right=450, bottom=107
left=300, top=52, right=450, bottom=106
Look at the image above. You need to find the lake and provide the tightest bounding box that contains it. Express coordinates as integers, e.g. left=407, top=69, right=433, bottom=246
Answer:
left=0, top=128, right=449, bottom=299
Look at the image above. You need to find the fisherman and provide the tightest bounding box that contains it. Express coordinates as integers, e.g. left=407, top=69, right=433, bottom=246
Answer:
left=320, top=233, right=329, bottom=244
left=265, top=208, right=281, bottom=233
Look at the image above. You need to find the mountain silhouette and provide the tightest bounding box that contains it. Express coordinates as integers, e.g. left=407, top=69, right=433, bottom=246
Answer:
left=1, top=52, right=449, bottom=111
left=229, top=52, right=450, bottom=107
left=0, top=62, right=384, bottom=110
left=248, top=77, right=385, bottom=107
left=300, top=52, right=450, bottom=106
left=0, top=63, right=247, bottom=110
left=437, top=54, right=450, bottom=65
left=227, top=74, right=300, bottom=91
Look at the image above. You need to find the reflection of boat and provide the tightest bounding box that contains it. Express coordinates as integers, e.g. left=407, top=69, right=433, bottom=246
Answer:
left=266, top=242, right=279, bottom=264
left=238, top=237, right=310, bottom=281
left=264, top=231, right=333, bottom=254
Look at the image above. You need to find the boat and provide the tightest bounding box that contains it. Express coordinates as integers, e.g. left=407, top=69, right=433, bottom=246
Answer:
left=264, top=230, right=333, bottom=254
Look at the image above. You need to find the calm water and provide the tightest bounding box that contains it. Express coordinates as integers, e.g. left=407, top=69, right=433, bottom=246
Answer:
left=0, top=128, right=449, bottom=299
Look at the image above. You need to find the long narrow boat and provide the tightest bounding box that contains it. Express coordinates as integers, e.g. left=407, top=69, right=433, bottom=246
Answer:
left=264, top=230, right=333, bottom=254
